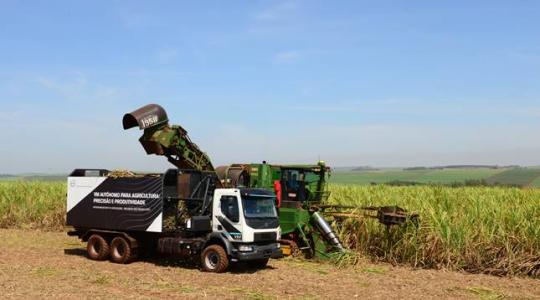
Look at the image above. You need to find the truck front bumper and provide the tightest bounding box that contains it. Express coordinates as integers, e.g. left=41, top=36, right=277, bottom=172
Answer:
left=232, top=243, right=283, bottom=261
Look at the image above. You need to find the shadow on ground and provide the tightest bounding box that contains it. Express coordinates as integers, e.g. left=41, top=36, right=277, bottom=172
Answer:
left=64, top=247, right=275, bottom=274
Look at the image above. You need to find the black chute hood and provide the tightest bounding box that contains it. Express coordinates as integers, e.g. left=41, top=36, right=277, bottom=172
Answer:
left=122, top=104, right=169, bottom=130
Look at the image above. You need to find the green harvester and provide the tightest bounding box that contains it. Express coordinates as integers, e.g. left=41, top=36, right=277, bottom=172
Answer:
left=216, top=161, right=418, bottom=258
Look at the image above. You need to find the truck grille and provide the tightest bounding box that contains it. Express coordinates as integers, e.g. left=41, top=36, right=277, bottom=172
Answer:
left=254, top=232, right=277, bottom=242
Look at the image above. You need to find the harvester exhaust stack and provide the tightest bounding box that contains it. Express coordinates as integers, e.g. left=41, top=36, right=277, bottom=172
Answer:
left=123, top=104, right=215, bottom=172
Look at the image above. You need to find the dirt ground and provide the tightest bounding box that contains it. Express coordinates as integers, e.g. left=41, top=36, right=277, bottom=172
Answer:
left=0, top=229, right=539, bottom=299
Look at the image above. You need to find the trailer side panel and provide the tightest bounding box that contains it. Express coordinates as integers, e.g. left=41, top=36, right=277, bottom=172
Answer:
left=67, top=176, right=163, bottom=232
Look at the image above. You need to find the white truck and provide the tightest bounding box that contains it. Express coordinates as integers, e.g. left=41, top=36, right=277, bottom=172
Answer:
left=66, top=168, right=282, bottom=273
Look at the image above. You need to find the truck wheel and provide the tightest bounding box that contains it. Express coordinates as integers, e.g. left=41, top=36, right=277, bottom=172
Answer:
left=87, top=234, right=110, bottom=261
left=251, top=258, right=269, bottom=269
left=110, top=237, right=135, bottom=264
left=201, top=245, right=229, bottom=273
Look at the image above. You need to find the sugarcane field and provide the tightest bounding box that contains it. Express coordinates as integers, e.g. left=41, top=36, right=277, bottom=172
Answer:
left=1, top=2, right=540, bottom=299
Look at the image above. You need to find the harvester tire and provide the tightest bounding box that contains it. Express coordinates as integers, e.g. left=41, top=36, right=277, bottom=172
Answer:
left=87, top=234, right=110, bottom=261
left=251, top=258, right=269, bottom=269
left=201, top=245, right=229, bottom=273
left=110, top=237, right=136, bottom=264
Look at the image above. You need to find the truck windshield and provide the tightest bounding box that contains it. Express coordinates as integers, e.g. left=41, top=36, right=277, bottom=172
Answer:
left=242, top=196, right=278, bottom=218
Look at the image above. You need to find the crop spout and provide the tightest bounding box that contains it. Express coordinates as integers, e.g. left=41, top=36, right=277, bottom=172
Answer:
left=122, top=104, right=169, bottom=130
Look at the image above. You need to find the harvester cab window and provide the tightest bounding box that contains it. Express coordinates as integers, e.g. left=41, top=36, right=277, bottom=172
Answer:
left=290, top=172, right=299, bottom=189
left=281, top=169, right=309, bottom=202
left=220, top=196, right=239, bottom=223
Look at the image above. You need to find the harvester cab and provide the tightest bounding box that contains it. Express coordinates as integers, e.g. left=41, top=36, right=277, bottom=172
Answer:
left=277, top=161, right=331, bottom=204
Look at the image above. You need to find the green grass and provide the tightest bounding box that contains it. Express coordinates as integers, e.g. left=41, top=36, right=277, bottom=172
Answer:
left=529, top=176, right=540, bottom=188
left=485, top=168, right=540, bottom=187
left=327, top=184, right=540, bottom=277
left=465, top=287, right=505, bottom=300
left=415, top=168, right=505, bottom=184
left=0, top=175, right=67, bottom=181
left=361, top=266, right=388, bottom=275
left=330, top=167, right=540, bottom=186
left=330, top=169, right=429, bottom=185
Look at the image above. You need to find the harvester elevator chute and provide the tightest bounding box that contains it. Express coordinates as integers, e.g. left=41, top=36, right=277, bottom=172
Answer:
left=123, top=103, right=215, bottom=172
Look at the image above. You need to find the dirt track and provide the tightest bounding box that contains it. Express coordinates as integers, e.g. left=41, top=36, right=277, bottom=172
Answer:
left=0, top=229, right=539, bottom=299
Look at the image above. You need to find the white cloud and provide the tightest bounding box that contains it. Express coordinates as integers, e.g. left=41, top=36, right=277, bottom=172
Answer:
left=119, top=11, right=153, bottom=28
left=288, top=105, right=360, bottom=112
left=248, top=0, right=304, bottom=37
left=253, top=1, right=298, bottom=21
left=285, top=99, right=540, bottom=119
left=35, top=72, right=120, bottom=102
left=36, top=72, right=87, bottom=96
left=156, top=47, right=179, bottom=64
left=0, top=110, right=21, bottom=122
left=274, top=50, right=302, bottom=64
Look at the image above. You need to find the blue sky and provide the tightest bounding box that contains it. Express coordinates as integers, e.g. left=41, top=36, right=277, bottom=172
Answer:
left=1, top=0, right=540, bottom=173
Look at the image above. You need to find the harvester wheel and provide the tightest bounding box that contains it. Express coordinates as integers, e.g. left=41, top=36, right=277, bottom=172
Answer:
left=110, top=237, right=136, bottom=264
left=251, top=258, right=269, bottom=269
left=87, top=234, right=110, bottom=261
left=201, top=245, right=229, bottom=273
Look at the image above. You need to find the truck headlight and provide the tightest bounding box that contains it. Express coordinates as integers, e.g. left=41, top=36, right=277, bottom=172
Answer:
left=238, top=245, right=253, bottom=252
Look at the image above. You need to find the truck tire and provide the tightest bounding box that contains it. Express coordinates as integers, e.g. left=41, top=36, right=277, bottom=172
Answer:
left=87, top=234, right=110, bottom=261
left=251, top=258, right=269, bottom=269
left=110, top=237, right=136, bottom=264
left=201, top=245, right=229, bottom=273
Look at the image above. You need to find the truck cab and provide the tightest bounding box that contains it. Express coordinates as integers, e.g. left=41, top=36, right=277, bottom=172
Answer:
left=212, top=188, right=281, bottom=262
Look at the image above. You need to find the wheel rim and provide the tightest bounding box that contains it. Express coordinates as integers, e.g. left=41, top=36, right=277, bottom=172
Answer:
left=205, top=251, right=219, bottom=269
